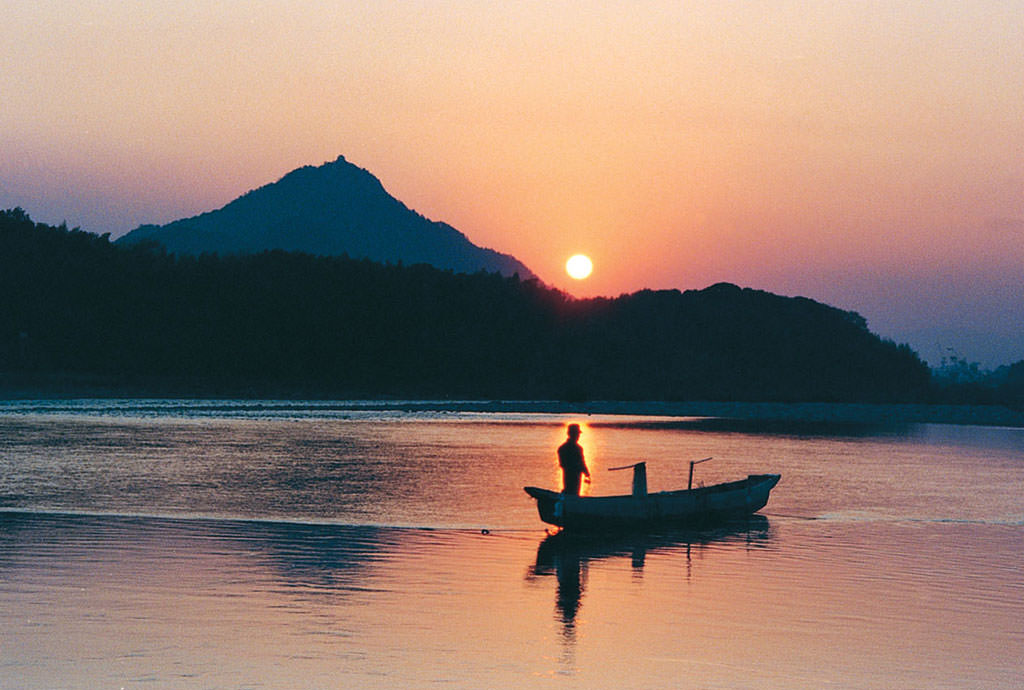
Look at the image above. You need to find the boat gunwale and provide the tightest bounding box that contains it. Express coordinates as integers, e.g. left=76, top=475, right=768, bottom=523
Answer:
left=524, top=473, right=780, bottom=503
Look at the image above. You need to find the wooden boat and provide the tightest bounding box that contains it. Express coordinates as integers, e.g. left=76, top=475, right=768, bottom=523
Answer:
left=524, top=462, right=780, bottom=532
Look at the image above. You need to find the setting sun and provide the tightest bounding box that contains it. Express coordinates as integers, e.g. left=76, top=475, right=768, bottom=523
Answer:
left=566, top=254, right=593, bottom=280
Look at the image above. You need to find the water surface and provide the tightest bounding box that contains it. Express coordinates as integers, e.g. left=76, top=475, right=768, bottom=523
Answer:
left=1, top=400, right=1022, bottom=688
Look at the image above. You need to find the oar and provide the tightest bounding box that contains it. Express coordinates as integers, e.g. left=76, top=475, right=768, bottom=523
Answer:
left=609, top=461, right=648, bottom=497
left=688, top=457, right=713, bottom=490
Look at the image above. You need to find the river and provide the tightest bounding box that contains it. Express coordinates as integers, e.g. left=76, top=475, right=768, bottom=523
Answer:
left=1, top=400, right=1022, bottom=688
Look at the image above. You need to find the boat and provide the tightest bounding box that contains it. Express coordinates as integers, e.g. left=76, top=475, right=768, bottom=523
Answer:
left=524, top=461, right=780, bottom=532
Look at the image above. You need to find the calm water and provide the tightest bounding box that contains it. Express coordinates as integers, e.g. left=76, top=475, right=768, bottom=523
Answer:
left=1, top=400, right=1022, bottom=688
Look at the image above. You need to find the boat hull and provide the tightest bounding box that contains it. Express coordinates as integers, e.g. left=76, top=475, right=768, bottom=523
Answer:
left=524, top=474, right=780, bottom=531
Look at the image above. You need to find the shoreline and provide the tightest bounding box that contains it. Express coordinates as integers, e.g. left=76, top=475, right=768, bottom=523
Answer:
left=344, top=400, right=1024, bottom=427
left=1, top=393, right=1022, bottom=428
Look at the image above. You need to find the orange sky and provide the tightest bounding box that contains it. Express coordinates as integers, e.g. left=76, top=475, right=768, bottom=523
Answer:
left=2, top=2, right=1022, bottom=366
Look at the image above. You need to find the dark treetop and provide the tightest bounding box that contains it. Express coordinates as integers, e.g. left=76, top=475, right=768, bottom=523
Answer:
left=3, top=207, right=942, bottom=401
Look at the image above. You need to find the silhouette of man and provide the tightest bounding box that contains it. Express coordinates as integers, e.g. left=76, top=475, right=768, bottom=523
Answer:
left=557, top=424, right=590, bottom=495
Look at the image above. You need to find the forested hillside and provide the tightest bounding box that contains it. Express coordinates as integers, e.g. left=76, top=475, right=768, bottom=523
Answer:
left=2, top=208, right=932, bottom=401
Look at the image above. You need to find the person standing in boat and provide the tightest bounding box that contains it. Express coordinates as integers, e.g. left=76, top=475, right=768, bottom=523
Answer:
left=557, top=423, right=591, bottom=495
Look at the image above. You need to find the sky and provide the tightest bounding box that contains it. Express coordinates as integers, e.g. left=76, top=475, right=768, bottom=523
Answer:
left=2, top=1, right=1022, bottom=367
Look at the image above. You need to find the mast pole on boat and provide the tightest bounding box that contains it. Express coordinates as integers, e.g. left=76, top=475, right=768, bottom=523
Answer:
left=688, top=457, right=713, bottom=490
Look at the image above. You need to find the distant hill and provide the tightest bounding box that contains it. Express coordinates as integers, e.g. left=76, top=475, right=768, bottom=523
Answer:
left=117, top=156, right=535, bottom=278
left=2, top=208, right=937, bottom=403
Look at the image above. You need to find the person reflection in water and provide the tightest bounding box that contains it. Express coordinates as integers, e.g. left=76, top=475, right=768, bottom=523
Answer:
left=557, top=424, right=591, bottom=495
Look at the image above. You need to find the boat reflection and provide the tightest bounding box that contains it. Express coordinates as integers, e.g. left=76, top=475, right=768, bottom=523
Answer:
left=527, top=516, right=772, bottom=639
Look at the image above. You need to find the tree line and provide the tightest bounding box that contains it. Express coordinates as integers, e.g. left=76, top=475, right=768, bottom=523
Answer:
left=0, top=207, right=953, bottom=402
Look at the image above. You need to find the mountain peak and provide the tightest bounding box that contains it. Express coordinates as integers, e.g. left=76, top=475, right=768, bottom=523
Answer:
left=118, top=157, right=535, bottom=279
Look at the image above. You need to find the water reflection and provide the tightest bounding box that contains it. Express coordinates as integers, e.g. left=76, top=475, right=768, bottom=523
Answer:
left=228, top=520, right=392, bottom=590
left=527, top=516, right=773, bottom=640
left=590, top=417, right=910, bottom=438
left=0, top=511, right=392, bottom=597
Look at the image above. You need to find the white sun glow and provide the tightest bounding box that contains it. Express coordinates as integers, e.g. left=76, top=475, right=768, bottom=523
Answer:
left=566, top=254, right=593, bottom=280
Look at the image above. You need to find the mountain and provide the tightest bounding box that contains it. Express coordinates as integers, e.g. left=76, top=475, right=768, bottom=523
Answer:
left=117, top=156, right=535, bottom=278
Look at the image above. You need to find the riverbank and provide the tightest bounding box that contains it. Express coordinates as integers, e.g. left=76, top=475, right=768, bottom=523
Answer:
left=493, top=400, right=1024, bottom=427
left=2, top=386, right=1022, bottom=428
left=318, top=399, right=1024, bottom=428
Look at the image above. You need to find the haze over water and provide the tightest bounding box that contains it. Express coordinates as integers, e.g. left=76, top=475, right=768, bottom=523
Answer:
left=2, top=400, right=1023, bottom=688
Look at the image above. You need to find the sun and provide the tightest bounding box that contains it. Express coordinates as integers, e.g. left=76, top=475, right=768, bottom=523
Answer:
left=566, top=254, right=593, bottom=280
